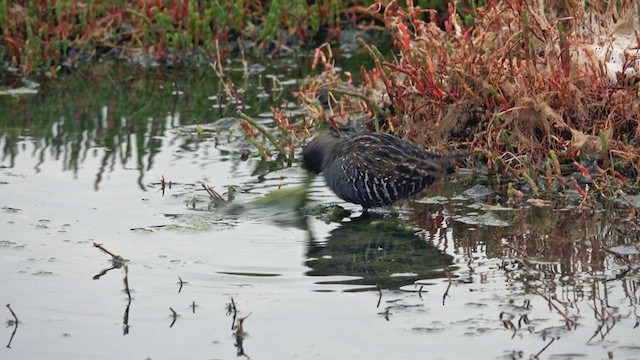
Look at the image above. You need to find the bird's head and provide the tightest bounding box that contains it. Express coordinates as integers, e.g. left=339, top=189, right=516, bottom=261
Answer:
left=301, top=135, right=339, bottom=174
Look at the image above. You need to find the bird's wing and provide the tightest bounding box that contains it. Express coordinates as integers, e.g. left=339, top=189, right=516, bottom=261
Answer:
left=332, top=139, right=445, bottom=204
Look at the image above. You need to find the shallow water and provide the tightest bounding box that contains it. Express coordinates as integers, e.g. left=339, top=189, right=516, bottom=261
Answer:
left=1, top=61, right=639, bottom=360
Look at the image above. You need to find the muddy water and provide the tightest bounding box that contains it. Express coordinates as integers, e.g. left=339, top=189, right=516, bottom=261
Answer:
left=1, top=62, right=639, bottom=360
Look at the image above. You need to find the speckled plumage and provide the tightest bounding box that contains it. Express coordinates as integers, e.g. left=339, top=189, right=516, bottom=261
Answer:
left=302, top=133, right=462, bottom=209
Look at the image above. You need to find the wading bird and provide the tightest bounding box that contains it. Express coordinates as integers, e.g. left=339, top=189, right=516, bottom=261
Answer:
left=302, top=133, right=464, bottom=211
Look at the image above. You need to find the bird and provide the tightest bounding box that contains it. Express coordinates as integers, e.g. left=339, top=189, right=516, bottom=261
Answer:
left=302, top=132, right=464, bottom=210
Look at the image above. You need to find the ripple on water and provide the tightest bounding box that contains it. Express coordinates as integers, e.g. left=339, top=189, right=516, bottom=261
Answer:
left=0, top=240, right=18, bottom=248
left=32, top=270, right=55, bottom=276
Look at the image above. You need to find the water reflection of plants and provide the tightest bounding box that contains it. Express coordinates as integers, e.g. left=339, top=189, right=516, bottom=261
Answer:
left=5, top=304, right=19, bottom=348
left=0, top=61, right=303, bottom=189
left=92, top=242, right=132, bottom=335
left=402, top=193, right=640, bottom=357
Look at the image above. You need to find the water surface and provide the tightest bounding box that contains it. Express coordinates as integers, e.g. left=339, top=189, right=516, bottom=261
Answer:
left=1, top=60, right=639, bottom=360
